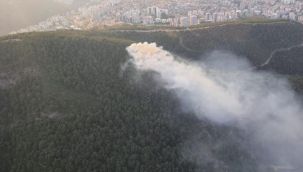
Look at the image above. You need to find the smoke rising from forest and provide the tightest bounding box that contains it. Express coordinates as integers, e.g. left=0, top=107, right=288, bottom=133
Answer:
left=126, top=42, right=303, bottom=169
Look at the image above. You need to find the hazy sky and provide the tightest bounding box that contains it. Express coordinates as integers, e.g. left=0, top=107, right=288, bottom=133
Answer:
left=0, top=0, right=71, bottom=36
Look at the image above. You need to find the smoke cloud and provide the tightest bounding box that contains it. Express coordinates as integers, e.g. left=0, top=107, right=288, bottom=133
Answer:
left=126, top=42, right=303, bottom=170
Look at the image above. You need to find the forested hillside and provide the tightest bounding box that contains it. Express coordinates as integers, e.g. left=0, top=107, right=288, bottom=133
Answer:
left=1, top=20, right=303, bottom=172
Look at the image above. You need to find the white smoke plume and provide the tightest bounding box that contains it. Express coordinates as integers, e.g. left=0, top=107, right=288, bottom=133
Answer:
left=126, top=42, right=303, bottom=169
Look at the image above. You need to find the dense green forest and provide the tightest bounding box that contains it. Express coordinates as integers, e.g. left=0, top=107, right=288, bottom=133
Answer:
left=1, top=20, right=303, bottom=172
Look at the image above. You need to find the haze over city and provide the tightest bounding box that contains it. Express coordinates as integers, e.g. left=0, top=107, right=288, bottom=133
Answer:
left=2, top=0, right=303, bottom=35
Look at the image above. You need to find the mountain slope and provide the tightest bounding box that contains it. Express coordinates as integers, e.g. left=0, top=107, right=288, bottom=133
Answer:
left=1, top=20, right=303, bottom=172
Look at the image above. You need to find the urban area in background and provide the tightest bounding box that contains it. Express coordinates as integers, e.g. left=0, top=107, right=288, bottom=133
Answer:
left=12, top=0, right=303, bottom=34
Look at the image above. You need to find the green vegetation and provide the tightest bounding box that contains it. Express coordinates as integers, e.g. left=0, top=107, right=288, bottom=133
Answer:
left=1, top=20, right=303, bottom=171
left=94, top=19, right=303, bottom=68
left=100, top=18, right=288, bottom=31
left=289, top=76, right=303, bottom=93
